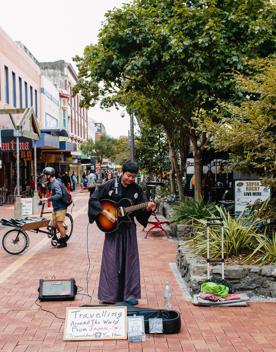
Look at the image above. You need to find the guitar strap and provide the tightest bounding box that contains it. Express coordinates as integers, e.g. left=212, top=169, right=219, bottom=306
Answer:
left=114, top=174, right=119, bottom=195
left=114, top=176, right=123, bottom=197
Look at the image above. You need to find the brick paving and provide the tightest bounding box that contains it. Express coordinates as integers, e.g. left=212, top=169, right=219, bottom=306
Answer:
left=0, top=191, right=276, bottom=351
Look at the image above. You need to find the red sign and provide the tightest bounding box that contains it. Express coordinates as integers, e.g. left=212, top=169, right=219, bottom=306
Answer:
left=0, top=139, right=31, bottom=151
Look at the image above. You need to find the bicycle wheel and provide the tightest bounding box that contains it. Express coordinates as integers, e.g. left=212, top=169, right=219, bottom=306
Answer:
left=56, top=213, right=73, bottom=240
left=2, top=229, right=29, bottom=255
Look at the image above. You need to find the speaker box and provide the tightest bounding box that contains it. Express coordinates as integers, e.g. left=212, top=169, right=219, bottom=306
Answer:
left=38, top=278, right=77, bottom=301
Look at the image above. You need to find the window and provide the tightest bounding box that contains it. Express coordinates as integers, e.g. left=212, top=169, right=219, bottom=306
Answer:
left=30, top=85, right=33, bottom=107
left=4, top=66, right=9, bottom=104
left=34, top=89, right=38, bottom=116
left=19, top=77, right=23, bottom=108
left=12, top=72, right=16, bottom=107
left=63, top=110, right=68, bottom=128
left=24, top=81, right=28, bottom=107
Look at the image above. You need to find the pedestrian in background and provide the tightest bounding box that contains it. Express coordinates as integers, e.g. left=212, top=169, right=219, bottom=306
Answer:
left=87, top=170, right=97, bottom=196
left=71, top=172, right=77, bottom=191
left=81, top=173, right=88, bottom=190
left=41, top=167, right=69, bottom=248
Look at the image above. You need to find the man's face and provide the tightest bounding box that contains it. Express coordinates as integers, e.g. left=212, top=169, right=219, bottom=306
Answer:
left=42, top=174, right=51, bottom=183
left=121, top=171, right=136, bottom=186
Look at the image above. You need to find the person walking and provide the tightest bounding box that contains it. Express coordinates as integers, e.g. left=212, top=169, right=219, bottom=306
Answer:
left=41, top=167, right=69, bottom=248
left=71, top=172, right=77, bottom=191
left=81, top=173, right=88, bottom=190
left=61, top=172, right=71, bottom=192
left=202, top=170, right=215, bottom=203
left=87, top=170, right=97, bottom=196
left=88, top=161, right=156, bottom=305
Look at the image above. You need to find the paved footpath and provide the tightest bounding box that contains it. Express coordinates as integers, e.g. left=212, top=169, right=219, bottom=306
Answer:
left=0, top=191, right=275, bottom=352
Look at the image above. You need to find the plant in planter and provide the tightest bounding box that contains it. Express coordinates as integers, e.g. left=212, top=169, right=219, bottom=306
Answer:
left=246, top=233, right=276, bottom=265
left=170, top=199, right=218, bottom=226
left=187, top=206, right=264, bottom=260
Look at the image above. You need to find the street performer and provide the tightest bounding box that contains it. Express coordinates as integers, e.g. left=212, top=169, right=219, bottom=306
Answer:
left=88, top=160, right=156, bottom=305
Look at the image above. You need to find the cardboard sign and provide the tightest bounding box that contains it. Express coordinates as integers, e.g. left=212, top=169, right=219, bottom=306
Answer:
left=21, top=198, right=33, bottom=215
left=64, top=306, right=127, bottom=341
left=149, top=318, right=163, bottom=333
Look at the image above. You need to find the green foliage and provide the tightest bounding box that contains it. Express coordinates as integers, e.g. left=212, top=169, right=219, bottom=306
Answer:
left=80, top=135, right=115, bottom=163
left=135, top=125, right=170, bottom=177
left=74, top=0, right=276, bottom=197
left=170, top=199, right=218, bottom=225
left=203, top=58, right=276, bottom=187
left=187, top=206, right=263, bottom=258
left=80, top=138, right=95, bottom=155
left=246, top=233, right=276, bottom=265
left=156, top=185, right=171, bottom=197
left=112, top=137, right=129, bottom=165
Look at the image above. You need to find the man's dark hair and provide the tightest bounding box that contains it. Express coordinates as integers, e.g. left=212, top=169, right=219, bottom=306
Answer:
left=122, top=160, right=139, bottom=174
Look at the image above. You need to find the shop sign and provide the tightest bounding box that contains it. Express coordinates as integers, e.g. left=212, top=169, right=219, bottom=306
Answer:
left=235, top=180, right=271, bottom=215
left=0, top=138, right=31, bottom=151
left=12, top=150, right=32, bottom=160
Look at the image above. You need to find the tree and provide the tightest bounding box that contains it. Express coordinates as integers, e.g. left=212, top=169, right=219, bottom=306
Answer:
left=74, top=0, right=276, bottom=201
left=112, top=137, right=130, bottom=165
left=135, top=124, right=171, bottom=180
left=203, top=58, right=276, bottom=187
left=80, top=135, right=115, bottom=164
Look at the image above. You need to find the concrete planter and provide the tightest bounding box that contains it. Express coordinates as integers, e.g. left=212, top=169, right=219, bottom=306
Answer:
left=177, top=241, right=276, bottom=298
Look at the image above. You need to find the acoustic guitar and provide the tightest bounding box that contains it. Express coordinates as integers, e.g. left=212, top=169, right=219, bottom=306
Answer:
left=96, top=198, right=153, bottom=233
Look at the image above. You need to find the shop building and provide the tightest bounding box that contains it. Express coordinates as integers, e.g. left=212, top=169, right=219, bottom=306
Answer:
left=0, top=27, right=41, bottom=191
left=39, top=60, right=89, bottom=180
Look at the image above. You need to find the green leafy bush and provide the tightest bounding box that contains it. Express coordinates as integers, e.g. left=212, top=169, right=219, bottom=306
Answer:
left=187, top=206, right=263, bottom=259
left=246, top=233, right=276, bottom=265
left=170, top=199, right=217, bottom=225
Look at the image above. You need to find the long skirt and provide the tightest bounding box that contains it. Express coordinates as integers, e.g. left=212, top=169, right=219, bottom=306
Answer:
left=98, top=221, right=141, bottom=303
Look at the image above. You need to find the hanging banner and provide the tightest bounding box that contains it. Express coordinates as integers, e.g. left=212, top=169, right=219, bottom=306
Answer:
left=235, top=180, right=271, bottom=215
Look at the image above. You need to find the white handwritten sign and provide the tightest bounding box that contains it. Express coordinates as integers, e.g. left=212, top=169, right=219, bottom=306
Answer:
left=64, top=306, right=127, bottom=341
left=21, top=198, right=33, bottom=215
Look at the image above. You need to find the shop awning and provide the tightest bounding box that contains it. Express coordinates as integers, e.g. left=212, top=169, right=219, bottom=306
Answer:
left=59, top=141, right=75, bottom=151
left=0, top=107, right=40, bottom=140
left=36, top=133, right=60, bottom=149
left=41, top=128, right=69, bottom=137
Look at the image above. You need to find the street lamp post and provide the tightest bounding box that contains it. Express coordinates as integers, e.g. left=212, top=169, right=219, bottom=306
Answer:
left=121, top=111, right=135, bottom=162
left=14, top=126, right=22, bottom=218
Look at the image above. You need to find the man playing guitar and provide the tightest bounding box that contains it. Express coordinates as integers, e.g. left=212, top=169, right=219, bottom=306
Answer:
left=88, top=161, right=156, bottom=305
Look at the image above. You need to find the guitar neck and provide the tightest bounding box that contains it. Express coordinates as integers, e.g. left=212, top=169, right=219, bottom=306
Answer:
left=124, top=202, right=149, bottom=214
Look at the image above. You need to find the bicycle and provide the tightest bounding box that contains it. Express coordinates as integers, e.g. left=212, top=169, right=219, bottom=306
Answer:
left=1, top=200, right=73, bottom=255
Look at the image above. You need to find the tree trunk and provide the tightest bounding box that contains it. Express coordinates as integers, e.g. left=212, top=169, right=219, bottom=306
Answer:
left=169, top=169, right=176, bottom=194
left=167, top=131, right=184, bottom=201
left=179, top=129, right=190, bottom=196
left=194, top=149, right=202, bottom=202
left=190, top=130, right=208, bottom=202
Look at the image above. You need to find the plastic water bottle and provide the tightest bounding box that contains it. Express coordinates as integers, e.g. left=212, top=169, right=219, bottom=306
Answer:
left=163, top=280, right=172, bottom=310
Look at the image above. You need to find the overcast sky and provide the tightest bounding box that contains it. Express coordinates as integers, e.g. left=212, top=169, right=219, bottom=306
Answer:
left=0, top=0, right=130, bottom=137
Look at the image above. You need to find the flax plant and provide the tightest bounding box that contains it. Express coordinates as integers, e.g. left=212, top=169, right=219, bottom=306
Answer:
left=187, top=206, right=263, bottom=259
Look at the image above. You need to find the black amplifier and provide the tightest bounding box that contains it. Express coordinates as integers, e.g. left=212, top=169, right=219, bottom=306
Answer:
left=38, top=278, right=77, bottom=301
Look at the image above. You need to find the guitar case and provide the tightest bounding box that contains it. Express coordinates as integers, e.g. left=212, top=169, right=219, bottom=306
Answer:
left=119, top=303, right=181, bottom=334
left=80, top=303, right=181, bottom=334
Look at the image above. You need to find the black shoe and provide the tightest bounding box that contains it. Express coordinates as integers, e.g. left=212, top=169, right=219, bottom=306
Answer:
left=57, top=241, right=67, bottom=248
left=125, top=296, right=138, bottom=305
left=58, top=235, right=69, bottom=243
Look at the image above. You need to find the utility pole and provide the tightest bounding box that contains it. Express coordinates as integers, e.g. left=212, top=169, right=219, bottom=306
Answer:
left=130, top=113, right=135, bottom=162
